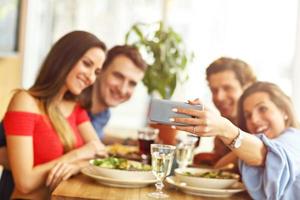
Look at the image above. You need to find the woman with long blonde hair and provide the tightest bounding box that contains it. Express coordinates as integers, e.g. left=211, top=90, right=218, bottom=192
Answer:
left=3, top=30, right=107, bottom=199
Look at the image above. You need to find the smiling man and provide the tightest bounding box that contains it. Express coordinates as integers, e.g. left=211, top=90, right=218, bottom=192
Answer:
left=206, top=57, right=256, bottom=124
left=87, top=45, right=147, bottom=143
left=206, top=57, right=257, bottom=162
left=0, top=45, right=147, bottom=199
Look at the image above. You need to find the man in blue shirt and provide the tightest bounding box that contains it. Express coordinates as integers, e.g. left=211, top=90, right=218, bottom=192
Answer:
left=0, top=45, right=147, bottom=199
left=87, top=45, right=147, bottom=143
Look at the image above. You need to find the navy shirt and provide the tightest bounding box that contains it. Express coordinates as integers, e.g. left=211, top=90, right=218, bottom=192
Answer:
left=0, top=122, right=5, bottom=147
left=88, top=109, right=111, bottom=139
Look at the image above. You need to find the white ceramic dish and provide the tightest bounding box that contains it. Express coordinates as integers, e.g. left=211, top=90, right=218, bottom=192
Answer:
left=175, top=167, right=239, bottom=189
left=82, top=166, right=156, bottom=188
left=89, top=159, right=155, bottom=181
left=166, top=176, right=245, bottom=198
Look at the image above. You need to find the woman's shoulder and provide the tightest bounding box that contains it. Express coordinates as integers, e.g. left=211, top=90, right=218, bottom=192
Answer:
left=7, top=90, right=40, bottom=113
left=281, top=127, right=300, bottom=137
left=72, top=102, right=88, bottom=116
left=282, top=127, right=300, bottom=139
left=271, top=128, right=300, bottom=148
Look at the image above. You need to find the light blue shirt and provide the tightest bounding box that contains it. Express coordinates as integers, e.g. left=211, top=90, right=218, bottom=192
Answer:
left=88, top=109, right=111, bottom=139
left=239, top=128, right=300, bottom=200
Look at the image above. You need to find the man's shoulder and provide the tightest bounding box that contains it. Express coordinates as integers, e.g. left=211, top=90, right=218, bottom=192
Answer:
left=88, top=109, right=111, bottom=121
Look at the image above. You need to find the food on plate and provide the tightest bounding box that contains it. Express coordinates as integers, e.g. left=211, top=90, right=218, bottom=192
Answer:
left=92, top=157, right=151, bottom=171
left=175, top=168, right=239, bottom=189
left=183, top=170, right=239, bottom=179
left=106, top=144, right=140, bottom=160
left=107, top=144, right=138, bottom=155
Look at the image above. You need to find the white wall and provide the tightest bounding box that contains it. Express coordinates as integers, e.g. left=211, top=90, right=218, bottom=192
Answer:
left=291, top=1, right=300, bottom=119
left=22, top=0, right=54, bottom=89
left=22, top=0, right=300, bottom=132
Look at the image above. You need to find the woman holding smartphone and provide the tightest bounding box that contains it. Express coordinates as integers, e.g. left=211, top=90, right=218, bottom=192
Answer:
left=171, top=82, right=300, bottom=199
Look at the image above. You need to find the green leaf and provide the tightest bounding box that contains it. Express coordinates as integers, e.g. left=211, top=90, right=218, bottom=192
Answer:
left=125, top=21, right=193, bottom=99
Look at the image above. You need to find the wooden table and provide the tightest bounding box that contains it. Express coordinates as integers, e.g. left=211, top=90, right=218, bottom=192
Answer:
left=51, top=174, right=251, bottom=200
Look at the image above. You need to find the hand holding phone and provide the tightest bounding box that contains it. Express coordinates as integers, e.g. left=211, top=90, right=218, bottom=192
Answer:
left=148, top=98, right=203, bottom=126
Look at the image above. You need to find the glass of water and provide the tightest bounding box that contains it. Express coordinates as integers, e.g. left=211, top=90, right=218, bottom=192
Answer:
left=148, top=144, right=176, bottom=199
left=176, top=135, right=198, bottom=168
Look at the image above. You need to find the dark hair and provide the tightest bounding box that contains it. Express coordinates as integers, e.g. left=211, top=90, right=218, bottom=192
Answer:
left=28, top=30, right=106, bottom=152
left=206, top=57, right=256, bottom=87
left=102, top=45, right=147, bottom=71
left=237, top=81, right=300, bottom=132
left=30, top=30, right=106, bottom=100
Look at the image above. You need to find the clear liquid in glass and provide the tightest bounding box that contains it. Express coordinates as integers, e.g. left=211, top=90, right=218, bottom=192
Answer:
left=176, top=145, right=194, bottom=168
left=151, top=152, right=173, bottom=181
left=148, top=144, right=175, bottom=199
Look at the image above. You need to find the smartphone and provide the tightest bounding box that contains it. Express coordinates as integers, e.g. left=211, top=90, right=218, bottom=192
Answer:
left=148, top=98, right=203, bottom=126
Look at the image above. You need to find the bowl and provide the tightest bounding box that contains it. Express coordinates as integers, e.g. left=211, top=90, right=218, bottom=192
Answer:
left=174, top=167, right=239, bottom=189
left=89, top=158, right=155, bottom=181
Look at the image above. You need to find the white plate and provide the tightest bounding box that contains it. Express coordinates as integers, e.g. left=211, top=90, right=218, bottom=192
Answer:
left=175, top=167, right=238, bottom=189
left=81, top=166, right=156, bottom=188
left=89, top=159, right=154, bottom=180
left=166, top=176, right=245, bottom=198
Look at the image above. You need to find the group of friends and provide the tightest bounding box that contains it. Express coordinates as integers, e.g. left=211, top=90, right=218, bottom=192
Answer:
left=0, top=30, right=299, bottom=199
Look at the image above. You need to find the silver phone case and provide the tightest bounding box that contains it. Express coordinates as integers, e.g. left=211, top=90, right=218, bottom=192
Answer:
left=148, top=98, right=203, bottom=126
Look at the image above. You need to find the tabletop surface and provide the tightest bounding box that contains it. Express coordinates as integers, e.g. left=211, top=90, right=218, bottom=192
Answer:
left=51, top=173, right=251, bottom=200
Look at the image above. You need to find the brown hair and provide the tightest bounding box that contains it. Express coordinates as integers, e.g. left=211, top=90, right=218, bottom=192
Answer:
left=102, top=45, right=147, bottom=71
left=206, top=57, right=256, bottom=87
left=29, top=30, right=106, bottom=152
left=237, top=81, right=300, bottom=132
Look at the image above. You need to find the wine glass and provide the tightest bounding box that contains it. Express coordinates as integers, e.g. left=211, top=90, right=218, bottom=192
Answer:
left=148, top=144, right=176, bottom=199
left=176, top=135, right=198, bottom=168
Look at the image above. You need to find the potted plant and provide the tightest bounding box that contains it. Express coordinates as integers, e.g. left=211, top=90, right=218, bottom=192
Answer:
left=125, top=21, right=193, bottom=144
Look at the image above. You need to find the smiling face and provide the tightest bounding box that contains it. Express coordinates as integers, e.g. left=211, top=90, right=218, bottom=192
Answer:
left=243, top=91, right=287, bottom=138
left=208, top=70, right=244, bottom=122
left=96, top=55, right=145, bottom=107
left=65, top=47, right=106, bottom=95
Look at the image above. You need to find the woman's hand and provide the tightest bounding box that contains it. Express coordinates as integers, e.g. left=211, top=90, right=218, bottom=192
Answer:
left=46, top=162, right=80, bottom=191
left=76, top=140, right=108, bottom=160
left=171, top=99, right=236, bottom=139
left=93, top=140, right=108, bottom=158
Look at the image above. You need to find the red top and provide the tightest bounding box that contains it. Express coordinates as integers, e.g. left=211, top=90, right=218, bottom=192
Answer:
left=3, top=104, right=89, bottom=166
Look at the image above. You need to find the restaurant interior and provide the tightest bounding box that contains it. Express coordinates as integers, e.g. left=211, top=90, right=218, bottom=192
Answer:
left=0, top=0, right=300, bottom=199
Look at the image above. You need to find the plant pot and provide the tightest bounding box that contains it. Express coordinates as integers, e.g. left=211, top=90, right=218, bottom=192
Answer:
left=150, top=124, right=177, bottom=145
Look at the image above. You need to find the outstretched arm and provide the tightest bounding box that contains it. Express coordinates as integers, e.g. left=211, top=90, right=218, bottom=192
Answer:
left=171, top=103, right=267, bottom=166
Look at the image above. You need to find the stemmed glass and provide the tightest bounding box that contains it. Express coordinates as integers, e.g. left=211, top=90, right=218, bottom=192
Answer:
left=176, top=135, right=198, bottom=168
left=148, top=144, right=176, bottom=199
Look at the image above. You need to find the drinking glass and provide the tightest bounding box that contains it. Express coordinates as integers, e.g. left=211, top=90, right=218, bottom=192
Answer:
left=176, top=135, right=198, bottom=168
left=138, top=127, right=159, bottom=164
left=148, top=144, right=176, bottom=199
